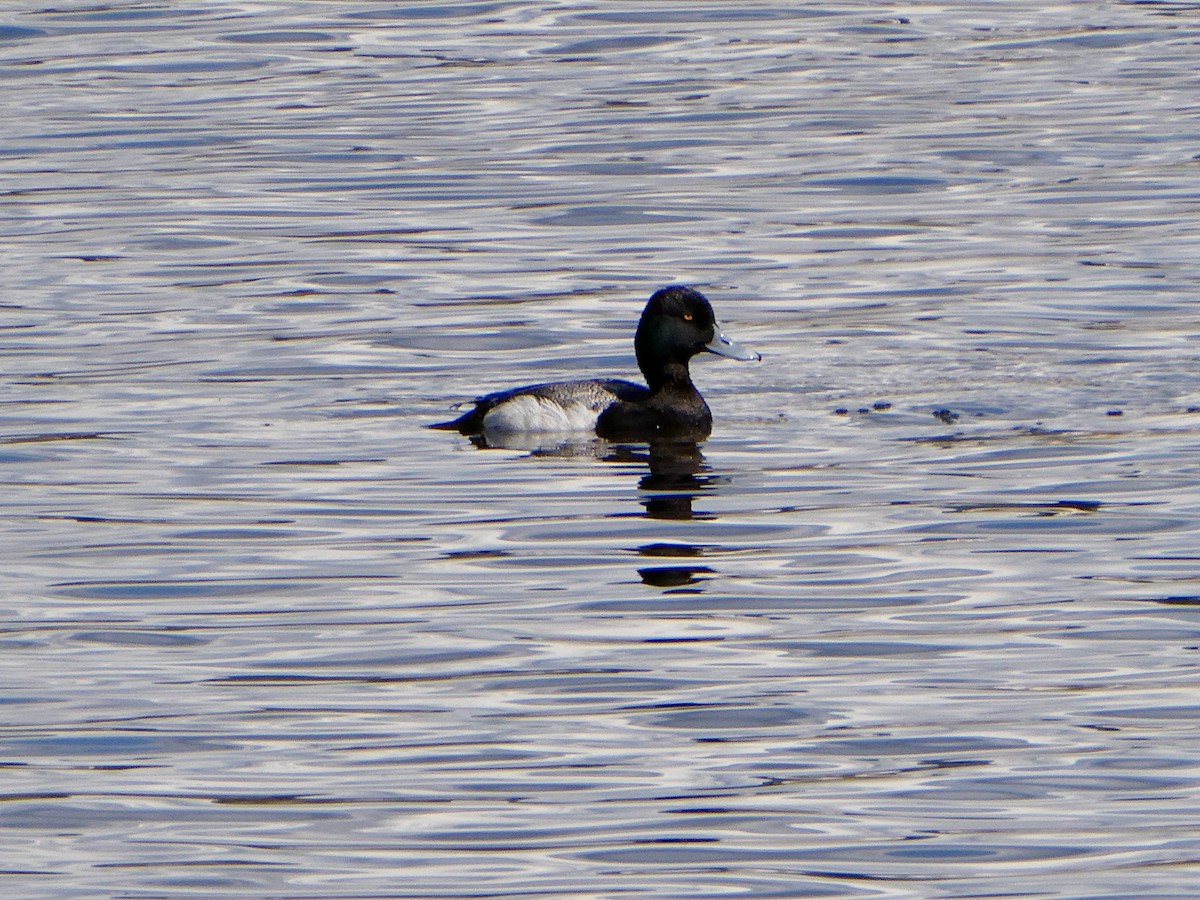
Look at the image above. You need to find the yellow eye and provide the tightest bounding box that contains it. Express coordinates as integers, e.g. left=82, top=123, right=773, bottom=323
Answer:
left=682, top=312, right=693, bottom=321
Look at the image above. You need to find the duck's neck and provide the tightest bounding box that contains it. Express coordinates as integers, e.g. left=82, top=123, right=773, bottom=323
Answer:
left=643, top=359, right=696, bottom=395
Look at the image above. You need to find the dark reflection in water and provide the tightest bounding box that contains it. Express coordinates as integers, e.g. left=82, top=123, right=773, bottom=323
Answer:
left=630, top=442, right=715, bottom=583
left=634, top=539, right=714, bottom=587
left=461, top=432, right=718, bottom=519
left=459, top=435, right=723, bottom=584
left=624, top=441, right=715, bottom=588
left=637, top=564, right=715, bottom=588
left=619, top=439, right=714, bottom=521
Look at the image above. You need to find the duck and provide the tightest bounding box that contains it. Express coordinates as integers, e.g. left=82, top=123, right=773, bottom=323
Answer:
left=430, top=286, right=759, bottom=441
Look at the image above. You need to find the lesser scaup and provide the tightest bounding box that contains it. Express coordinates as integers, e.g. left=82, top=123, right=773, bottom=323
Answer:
left=431, top=286, right=760, bottom=440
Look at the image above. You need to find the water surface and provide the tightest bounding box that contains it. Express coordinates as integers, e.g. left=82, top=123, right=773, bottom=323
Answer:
left=2, top=2, right=1199, bottom=898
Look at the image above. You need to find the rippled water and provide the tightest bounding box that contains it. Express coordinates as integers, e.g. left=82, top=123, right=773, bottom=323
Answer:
left=3, top=2, right=1200, bottom=897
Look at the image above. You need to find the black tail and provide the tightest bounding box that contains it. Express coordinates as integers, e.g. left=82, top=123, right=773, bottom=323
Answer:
left=428, top=406, right=484, bottom=433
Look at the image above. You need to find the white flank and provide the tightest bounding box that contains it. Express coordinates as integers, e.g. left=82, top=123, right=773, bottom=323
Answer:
left=482, top=394, right=601, bottom=433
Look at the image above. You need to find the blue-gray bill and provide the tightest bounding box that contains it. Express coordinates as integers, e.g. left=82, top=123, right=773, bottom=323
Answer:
left=706, top=330, right=760, bottom=361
